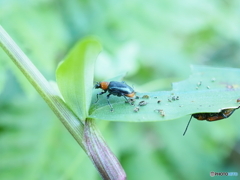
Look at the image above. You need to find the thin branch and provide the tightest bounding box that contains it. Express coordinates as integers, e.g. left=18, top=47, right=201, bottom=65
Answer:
left=0, top=25, right=86, bottom=151
left=0, top=26, right=127, bottom=180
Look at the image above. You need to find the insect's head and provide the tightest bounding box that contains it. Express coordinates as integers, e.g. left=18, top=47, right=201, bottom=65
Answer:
left=94, top=82, right=101, bottom=89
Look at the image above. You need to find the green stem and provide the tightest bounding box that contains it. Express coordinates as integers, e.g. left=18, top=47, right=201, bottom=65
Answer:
left=0, top=26, right=127, bottom=180
left=0, top=25, right=86, bottom=151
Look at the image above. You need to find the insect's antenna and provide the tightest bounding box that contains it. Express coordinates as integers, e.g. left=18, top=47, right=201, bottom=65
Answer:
left=183, top=115, right=193, bottom=136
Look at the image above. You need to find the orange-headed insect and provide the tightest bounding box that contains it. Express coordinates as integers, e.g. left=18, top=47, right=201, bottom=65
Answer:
left=183, top=108, right=238, bottom=136
left=95, top=81, right=135, bottom=111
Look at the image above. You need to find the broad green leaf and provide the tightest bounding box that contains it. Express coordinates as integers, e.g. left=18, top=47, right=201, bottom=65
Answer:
left=88, top=66, right=240, bottom=122
left=56, top=37, right=101, bottom=120
left=173, top=65, right=240, bottom=91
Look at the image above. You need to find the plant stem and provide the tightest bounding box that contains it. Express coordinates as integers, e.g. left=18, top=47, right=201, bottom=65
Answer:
left=0, top=25, right=86, bottom=151
left=0, top=26, right=127, bottom=180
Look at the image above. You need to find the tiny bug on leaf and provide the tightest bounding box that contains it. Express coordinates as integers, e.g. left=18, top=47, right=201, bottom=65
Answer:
left=142, top=95, right=149, bottom=99
left=133, top=107, right=140, bottom=112
left=139, top=101, right=148, bottom=106
left=154, top=109, right=165, bottom=117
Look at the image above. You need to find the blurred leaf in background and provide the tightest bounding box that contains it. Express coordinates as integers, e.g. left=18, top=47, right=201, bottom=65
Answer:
left=1, top=0, right=240, bottom=180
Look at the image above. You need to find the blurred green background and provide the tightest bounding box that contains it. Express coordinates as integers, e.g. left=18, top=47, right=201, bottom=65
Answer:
left=1, top=0, right=240, bottom=179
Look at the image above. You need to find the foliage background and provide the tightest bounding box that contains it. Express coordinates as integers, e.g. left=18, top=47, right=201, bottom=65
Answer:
left=1, top=0, right=240, bottom=179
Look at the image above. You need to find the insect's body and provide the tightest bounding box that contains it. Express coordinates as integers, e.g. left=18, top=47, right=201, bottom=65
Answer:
left=107, top=81, right=135, bottom=97
left=95, top=81, right=135, bottom=111
left=193, top=108, right=236, bottom=121
left=183, top=108, right=238, bottom=136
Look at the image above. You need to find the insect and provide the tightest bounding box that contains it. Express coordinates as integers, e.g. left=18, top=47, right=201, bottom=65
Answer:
left=154, top=109, right=165, bottom=117
left=197, top=81, right=202, bottom=86
left=142, top=95, right=149, bottom=99
left=95, top=81, right=135, bottom=111
left=138, top=101, right=148, bottom=106
left=133, top=107, right=140, bottom=112
left=183, top=108, right=238, bottom=136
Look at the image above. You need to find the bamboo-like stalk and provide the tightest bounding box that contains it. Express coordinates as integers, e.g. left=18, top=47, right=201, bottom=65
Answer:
left=0, top=25, right=86, bottom=151
left=0, top=25, right=127, bottom=180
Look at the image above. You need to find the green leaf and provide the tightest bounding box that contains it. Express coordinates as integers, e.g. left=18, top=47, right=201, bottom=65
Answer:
left=56, top=38, right=128, bottom=179
left=89, top=65, right=240, bottom=122
left=56, top=37, right=102, bottom=120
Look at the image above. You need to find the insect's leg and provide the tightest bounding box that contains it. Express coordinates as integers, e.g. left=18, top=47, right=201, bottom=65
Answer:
left=123, top=95, right=130, bottom=104
left=95, top=91, right=107, bottom=103
left=183, top=115, right=193, bottom=136
left=106, top=94, right=113, bottom=112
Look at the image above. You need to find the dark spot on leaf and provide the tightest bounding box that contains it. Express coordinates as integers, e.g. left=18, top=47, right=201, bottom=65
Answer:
left=139, top=101, right=147, bottom=106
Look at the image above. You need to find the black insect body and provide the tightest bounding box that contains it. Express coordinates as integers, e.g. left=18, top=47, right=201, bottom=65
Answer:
left=95, top=81, right=135, bottom=111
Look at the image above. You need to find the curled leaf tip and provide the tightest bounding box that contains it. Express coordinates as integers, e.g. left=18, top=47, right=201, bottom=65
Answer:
left=56, top=37, right=102, bottom=120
